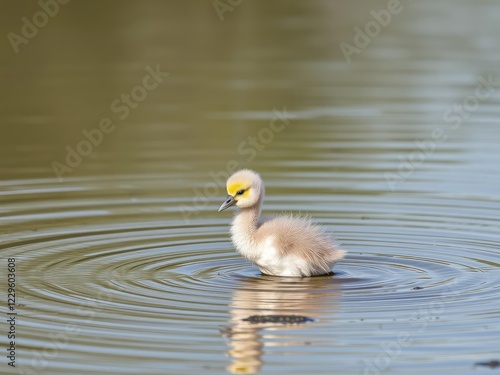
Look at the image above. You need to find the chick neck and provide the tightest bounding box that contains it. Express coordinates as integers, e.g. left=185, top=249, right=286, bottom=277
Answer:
left=234, top=187, right=265, bottom=233
left=230, top=186, right=265, bottom=262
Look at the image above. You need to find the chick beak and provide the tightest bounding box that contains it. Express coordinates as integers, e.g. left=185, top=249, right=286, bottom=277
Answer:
left=218, top=195, right=236, bottom=212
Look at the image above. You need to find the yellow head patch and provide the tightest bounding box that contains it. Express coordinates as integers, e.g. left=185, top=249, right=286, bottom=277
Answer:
left=227, top=182, right=250, bottom=199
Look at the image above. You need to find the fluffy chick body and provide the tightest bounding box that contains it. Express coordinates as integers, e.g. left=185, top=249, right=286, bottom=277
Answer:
left=219, top=169, right=345, bottom=277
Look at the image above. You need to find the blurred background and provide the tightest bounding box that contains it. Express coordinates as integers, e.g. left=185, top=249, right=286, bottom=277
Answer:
left=1, top=1, right=500, bottom=375
left=2, top=0, right=498, bottom=187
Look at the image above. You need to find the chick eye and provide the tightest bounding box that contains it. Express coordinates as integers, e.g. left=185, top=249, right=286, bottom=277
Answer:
left=236, top=189, right=246, bottom=196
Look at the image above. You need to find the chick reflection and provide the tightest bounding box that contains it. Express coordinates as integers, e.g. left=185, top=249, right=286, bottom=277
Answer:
left=223, top=275, right=341, bottom=374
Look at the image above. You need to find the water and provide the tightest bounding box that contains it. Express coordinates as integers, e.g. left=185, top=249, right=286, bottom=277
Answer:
left=1, top=1, right=500, bottom=374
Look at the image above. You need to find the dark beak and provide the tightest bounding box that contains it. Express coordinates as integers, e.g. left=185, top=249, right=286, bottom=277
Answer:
left=218, top=195, right=236, bottom=212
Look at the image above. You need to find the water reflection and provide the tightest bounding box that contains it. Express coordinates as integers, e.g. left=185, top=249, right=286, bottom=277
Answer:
left=224, top=275, right=341, bottom=374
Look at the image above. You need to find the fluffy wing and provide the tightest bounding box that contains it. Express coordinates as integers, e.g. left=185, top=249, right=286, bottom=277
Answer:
left=257, top=215, right=345, bottom=274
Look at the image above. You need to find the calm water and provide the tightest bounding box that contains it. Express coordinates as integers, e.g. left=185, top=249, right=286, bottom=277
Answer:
left=1, top=1, right=500, bottom=374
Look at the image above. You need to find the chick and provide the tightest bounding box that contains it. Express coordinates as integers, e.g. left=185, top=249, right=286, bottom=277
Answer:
left=218, top=169, right=345, bottom=277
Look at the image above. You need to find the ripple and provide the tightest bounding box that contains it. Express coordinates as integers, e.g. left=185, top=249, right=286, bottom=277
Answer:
left=1, top=172, right=497, bottom=374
